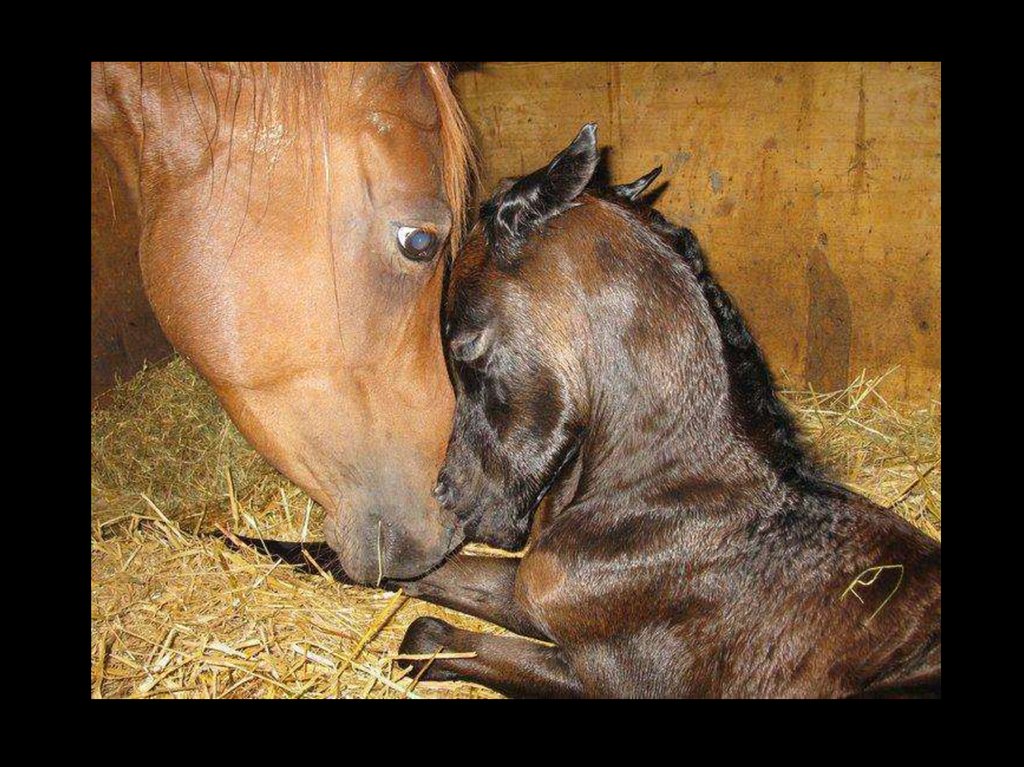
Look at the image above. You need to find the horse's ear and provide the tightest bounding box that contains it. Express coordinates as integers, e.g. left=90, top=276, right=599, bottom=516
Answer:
left=611, top=166, right=663, bottom=201
left=487, top=123, right=599, bottom=262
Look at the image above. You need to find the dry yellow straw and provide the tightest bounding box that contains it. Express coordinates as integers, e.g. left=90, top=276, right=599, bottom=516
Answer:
left=339, top=590, right=408, bottom=674
left=841, top=564, right=905, bottom=624
left=92, top=356, right=939, bottom=698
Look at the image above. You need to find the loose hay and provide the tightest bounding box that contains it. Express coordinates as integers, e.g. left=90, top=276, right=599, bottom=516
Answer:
left=91, top=357, right=940, bottom=699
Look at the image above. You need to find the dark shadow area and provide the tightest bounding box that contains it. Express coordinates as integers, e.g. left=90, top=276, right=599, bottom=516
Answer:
left=215, top=532, right=470, bottom=588
left=638, top=180, right=671, bottom=210
left=589, top=146, right=614, bottom=189
left=216, top=532, right=358, bottom=584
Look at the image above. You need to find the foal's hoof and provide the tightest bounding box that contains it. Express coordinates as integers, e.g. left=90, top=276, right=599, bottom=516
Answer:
left=397, top=617, right=460, bottom=682
left=399, top=616, right=453, bottom=656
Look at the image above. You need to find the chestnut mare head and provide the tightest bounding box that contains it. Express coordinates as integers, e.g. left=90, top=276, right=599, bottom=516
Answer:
left=91, top=62, right=475, bottom=582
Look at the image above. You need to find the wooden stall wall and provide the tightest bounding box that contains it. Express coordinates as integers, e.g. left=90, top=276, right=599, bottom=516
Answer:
left=454, top=62, right=941, bottom=401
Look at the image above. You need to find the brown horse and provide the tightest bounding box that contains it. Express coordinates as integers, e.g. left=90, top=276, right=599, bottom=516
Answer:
left=91, top=62, right=475, bottom=582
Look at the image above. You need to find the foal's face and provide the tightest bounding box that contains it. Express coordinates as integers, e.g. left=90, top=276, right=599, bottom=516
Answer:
left=437, top=234, right=587, bottom=549
left=435, top=125, right=605, bottom=549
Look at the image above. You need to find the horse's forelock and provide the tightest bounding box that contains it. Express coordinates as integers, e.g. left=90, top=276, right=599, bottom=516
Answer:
left=420, top=63, right=478, bottom=259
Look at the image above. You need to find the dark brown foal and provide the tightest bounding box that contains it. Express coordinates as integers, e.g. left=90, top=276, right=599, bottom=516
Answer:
left=395, top=124, right=940, bottom=698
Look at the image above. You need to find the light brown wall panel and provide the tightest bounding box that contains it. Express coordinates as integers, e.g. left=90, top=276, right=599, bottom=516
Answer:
left=454, top=62, right=940, bottom=401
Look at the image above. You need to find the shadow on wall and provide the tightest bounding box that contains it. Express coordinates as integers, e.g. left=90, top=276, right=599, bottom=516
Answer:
left=805, top=233, right=852, bottom=394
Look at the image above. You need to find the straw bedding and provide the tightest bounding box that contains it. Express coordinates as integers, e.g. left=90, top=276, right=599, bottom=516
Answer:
left=91, top=357, right=940, bottom=699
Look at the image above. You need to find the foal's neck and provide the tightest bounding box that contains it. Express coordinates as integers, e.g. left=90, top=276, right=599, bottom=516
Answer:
left=573, top=220, right=777, bottom=506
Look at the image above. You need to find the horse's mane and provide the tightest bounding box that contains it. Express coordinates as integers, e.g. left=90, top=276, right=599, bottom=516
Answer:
left=601, top=190, right=832, bottom=490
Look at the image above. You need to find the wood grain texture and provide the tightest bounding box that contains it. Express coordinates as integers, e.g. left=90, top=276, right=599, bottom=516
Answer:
left=454, top=62, right=940, bottom=401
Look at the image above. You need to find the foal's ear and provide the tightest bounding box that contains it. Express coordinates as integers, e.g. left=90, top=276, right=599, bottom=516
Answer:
left=542, top=122, right=601, bottom=207
left=611, top=166, right=663, bottom=201
left=487, top=123, right=600, bottom=261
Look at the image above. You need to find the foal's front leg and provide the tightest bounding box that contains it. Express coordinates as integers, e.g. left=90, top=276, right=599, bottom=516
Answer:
left=398, top=617, right=583, bottom=698
left=221, top=534, right=548, bottom=641
left=396, top=555, right=549, bottom=640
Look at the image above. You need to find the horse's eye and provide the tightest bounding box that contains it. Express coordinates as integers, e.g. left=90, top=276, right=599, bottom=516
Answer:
left=396, top=226, right=439, bottom=262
